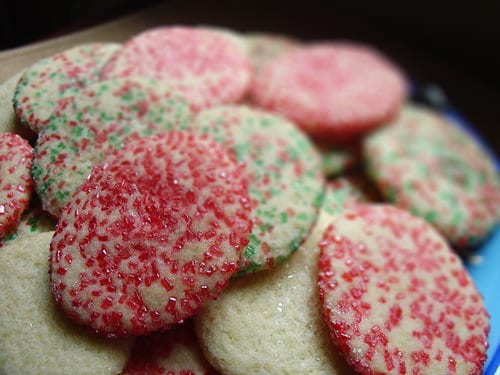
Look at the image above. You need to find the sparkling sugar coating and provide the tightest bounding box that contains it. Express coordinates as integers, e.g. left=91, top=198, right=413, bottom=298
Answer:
left=364, top=104, right=500, bottom=247
left=0, top=132, right=33, bottom=237
left=13, top=43, right=121, bottom=132
left=317, top=205, right=489, bottom=374
left=122, top=320, right=218, bottom=375
left=251, top=42, right=406, bottom=141
left=101, top=26, right=251, bottom=111
left=189, top=105, right=324, bottom=274
left=32, top=77, right=192, bottom=218
left=50, top=132, right=252, bottom=337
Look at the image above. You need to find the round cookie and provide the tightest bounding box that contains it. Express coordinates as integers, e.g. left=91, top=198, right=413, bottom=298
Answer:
left=123, top=320, right=218, bottom=375
left=101, top=26, right=251, bottom=111
left=251, top=42, right=406, bottom=141
left=50, top=132, right=252, bottom=337
left=32, top=77, right=192, bottom=218
left=194, top=210, right=352, bottom=375
left=244, top=32, right=300, bottom=72
left=0, top=132, right=33, bottom=237
left=190, top=105, right=325, bottom=274
left=13, top=43, right=121, bottom=133
left=364, top=104, right=500, bottom=247
left=0, top=232, right=133, bottom=375
left=317, top=204, right=489, bottom=374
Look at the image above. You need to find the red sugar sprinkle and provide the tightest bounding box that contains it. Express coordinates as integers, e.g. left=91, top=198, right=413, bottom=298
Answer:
left=50, top=132, right=252, bottom=337
left=317, top=204, right=489, bottom=374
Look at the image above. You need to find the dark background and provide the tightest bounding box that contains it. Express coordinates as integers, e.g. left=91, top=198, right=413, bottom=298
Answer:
left=1, top=0, right=500, bottom=154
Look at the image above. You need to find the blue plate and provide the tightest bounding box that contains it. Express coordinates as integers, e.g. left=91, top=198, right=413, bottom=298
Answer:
left=442, top=108, right=500, bottom=375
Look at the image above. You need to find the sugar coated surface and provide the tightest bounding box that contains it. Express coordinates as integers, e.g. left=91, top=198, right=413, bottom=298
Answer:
left=317, top=204, right=489, bottom=374
left=50, top=132, right=252, bottom=337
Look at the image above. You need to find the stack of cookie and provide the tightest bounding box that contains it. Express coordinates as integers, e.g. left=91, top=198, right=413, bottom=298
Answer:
left=0, top=25, right=497, bottom=375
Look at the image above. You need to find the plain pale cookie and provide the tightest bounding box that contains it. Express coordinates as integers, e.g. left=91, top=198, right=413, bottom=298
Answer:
left=101, top=26, right=251, bottom=111
left=123, top=320, right=218, bottom=375
left=194, top=211, right=352, bottom=375
left=0, top=232, right=133, bottom=375
left=50, top=132, right=252, bottom=337
left=251, top=42, right=406, bottom=141
left=32, top=77, right=192, bottom=218
left=0, top=132, right=33, bottom=237
left=190, top=105, right=325, bottom=274
left=364, top=104, right=500, bottom=247
left=13, top=43, right=121, bottom=133
left=317, top=205, right=489, bottom=374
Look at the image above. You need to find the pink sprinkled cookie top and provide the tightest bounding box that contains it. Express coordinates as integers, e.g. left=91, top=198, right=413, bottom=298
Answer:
left=101, top=26, right=252, bottom=111
left=13, top=43, right=120, bottom=133
left=50, top=132, right=252, bottom=337
left=317, top=204, right=489, bottom=375
left=0, top=133, right=33, bottom=238
left=122, top=320, right=219, bottom=375
left=251, top=43, right=406, bottom=141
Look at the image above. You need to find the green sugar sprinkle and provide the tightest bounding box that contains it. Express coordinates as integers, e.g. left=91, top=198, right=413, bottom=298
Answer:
left=243, top=234, right=260, bottom=260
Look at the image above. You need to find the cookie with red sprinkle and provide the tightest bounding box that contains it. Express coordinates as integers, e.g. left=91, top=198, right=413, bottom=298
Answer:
left=317, top=204, right=490, bottom=374
left=13, top=43, right=121, bottom=133
left=50, top=132, right=252, bottom=337
left=364, top=104, right=500, bottom=247
left=189, top=105, right=324, bottom=274
left=0, top=132, right=33, bottom=238
left=32, top=77, right=192, bottom=218
left=251, top=42, right=406, bottom=141
left=0, top=232, right=133, bottom=375
left=122, top=320, right=219, bottom=375
left=101, top=26, right=251, bottom=111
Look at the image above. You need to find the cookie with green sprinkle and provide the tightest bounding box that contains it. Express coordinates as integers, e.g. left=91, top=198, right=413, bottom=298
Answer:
left=190, top=105, right=325, bottom=274
left=13, top=43, right=120, bottom=133
left=32, top=77, right=192, bottom=217
left=364, top=104, right=500, bottom=247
